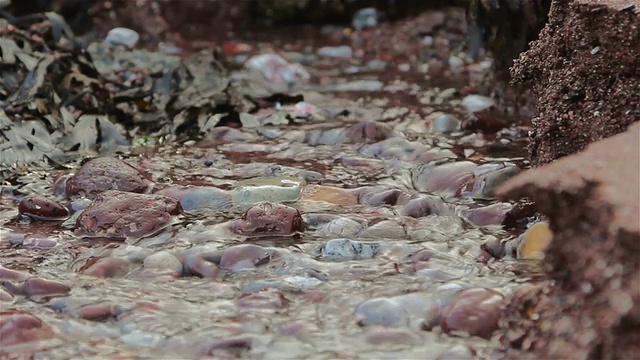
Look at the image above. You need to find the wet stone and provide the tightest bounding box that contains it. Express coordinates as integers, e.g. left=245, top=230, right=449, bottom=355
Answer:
left=400, top=195, right=452, bottom=218
left=440, top=288, right=504, bottom=339
left=143, top=251, right=183, bottom=275
left=10, top=277, right=71, bottom=297
left=0, top=311, right=56, bottom=349
left=66, top=157, right=148, bottom=199
left=320, top=238, right=379, bottom=261
left=236, top=288, right=290, bottom=309
left=74, top=190, right=182, bottom=240
left=0, top=265, right=30, bottom=281
left=412, top=161, right=477, bottom=195
left=219, top=244, right=280, bottom=271
left=464, top=202, right=513, bottom=226
left=157, top=186, right=232, bottom=212
left=182, top=253, right=220, bottom=278
left=80, top=257, right=132, bottom=278
left=300, top=185, right=358, bottom=206
left=517, top=222, right=553, bottom=260
left=230, top=202, right=304, bottom=236
left=18, top=196, right=69, bottom=220
left=232, top=176, right=305, bottom=205
left=431, top=113, right=462, bottom=133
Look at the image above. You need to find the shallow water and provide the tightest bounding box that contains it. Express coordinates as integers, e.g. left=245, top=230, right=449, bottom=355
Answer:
left=0, top=8, right=543, bottom=359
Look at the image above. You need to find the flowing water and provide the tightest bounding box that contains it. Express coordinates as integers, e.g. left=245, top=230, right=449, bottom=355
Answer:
left=0, top=7, right=545, bottom=359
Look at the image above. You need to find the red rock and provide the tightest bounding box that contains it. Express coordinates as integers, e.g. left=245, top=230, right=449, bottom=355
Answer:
left=230, top=202, right=303, bottom=236
left=18, top=196, right=69, bottom=220
left=75, top=190, right=182, bottom=240
left=236, top=288, right=290, bottom=309
left=80, top=257, right=132, bottom=278
left=0, top=311, right=56, bottom=348
left=440, top=288, right=504, bottom=339
left=66, top=157, right=148, bottom=198
left=20, top=278, right=70, bottom=297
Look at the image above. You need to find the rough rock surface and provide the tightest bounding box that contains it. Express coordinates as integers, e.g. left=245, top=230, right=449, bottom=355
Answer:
left=512, top=0, right=640, bottom=166
left=496, top=123, right=640, bottom=359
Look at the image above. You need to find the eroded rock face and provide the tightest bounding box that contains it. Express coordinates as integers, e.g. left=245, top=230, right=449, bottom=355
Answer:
left=512, top=0, right=640, bottom=166
left=497, top=123, right=640, bottom=359
left=66, top=157, right=148, bottom=198
left=75, top=190, right=182, bottom=240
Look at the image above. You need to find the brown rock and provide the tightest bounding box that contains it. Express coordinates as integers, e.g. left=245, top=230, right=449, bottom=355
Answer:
left=75, top=190, right=182, bottom=240
left=18, top=196, right=69, bottom=220
left=511, top=0, right=640, bottom=165
left=0, top=311, right=56, bottom=349
left=66, top=157, right=148, bottom=199
left=230, top=202, right=304, bottom=236
left=497, top=123, right=640, bottom=358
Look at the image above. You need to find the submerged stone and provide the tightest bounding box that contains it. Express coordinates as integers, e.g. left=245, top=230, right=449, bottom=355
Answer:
left=230, top=202, right=304, bottom=236
left=232, top=176, right=305, bottom=205
left=75, top=190, right=182, bottom=240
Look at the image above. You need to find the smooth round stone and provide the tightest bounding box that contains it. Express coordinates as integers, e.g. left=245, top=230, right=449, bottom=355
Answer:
left=19, top=278, right=71, bottom=297
left=464, top=202, right=513, bottom=226
left=143, top=251, right=182, bottom=274
left=440, top=288, right=504, bottom=338
left=300, top=185, right=358, bottom=206
left=320, top=238, right=379, bottom=261
left=121, top=331, right=164, bottom=347
left=105, top=27, right=140, bottom=47
left=18, top=196, right=69, bottom=220
left=232, top=176, right=305, bottom=204
left=219, top=244, right=279, bottom=271
left=355, top=298, right=406, bottom=327
left=364, top=329, right=419, bottom=345
left=412, top=162, right=477, bottom=194
left=518, top=222, right=553, bottom=260
left=462, top=165, right=521, bottom=200
left=461, top=94, right=495, bottom=112
left=0, top=287, right=14, bottom=302
left=317, top=217, right=363, bottom=236
left=81, top=257, right=132, bottom=278
left=0, top=311, right=57, bottom=348
left=431, top=114, right=461, bottom=133
left=158, top=186, right=232, bottom=212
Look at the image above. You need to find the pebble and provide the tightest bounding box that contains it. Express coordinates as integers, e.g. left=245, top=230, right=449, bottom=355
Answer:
left=143, top=251, right=183, bottom=275
left=18, top=195, right=69, bottom=220
left=300, top=185, right=358, bottom=206
left=461, top=95, right=495, bottom=112
left=74, top=190, right=182, bottom=240
left=317, top=46, right=353, bottom=58
left=320, top=238, right=379, bottom=261
left=236, top=288, right=289, bottom=309
left=440, top=288, right=504, bottom=338
left=219, top=244, right=279, bottom=271
left=105, top=27, right=140, bottom=47
left=431, top=114, right=461, bottom=133
left=0, top=311, right=56, bottom=348
left=80, top=257, right=132, bottom=278
left=352, top=7, right=383, bottom=30
left=230, top=202, right=304, bottom=236
left=157, top=186, right=232, bottom=212
left=232, top=176, right=305, bottom=205
left=245, top=54, right=310, bottom=86
left=517, top=222, right=553, bottom=259
left=66, top=157, right=148, bottom=199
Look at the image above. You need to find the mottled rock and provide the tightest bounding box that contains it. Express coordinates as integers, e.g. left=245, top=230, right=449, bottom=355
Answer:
left=18, top=196, right=69, bottom=220
left=320, top=238, right=379, bottom=261
left=440, top=288, right=503, bottom=339
left=230, top=202, right=304, bottom=236
left=75, top=190, right=182, bottom=240
left=0, top=311, right=56, bottom=349
left=66, top=157, right=148, bottom=198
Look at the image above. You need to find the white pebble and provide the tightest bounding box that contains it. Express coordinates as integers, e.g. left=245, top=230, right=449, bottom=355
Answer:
left=105, top=27, right=140, bottom=48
